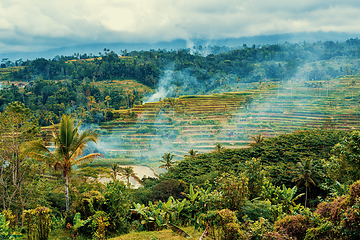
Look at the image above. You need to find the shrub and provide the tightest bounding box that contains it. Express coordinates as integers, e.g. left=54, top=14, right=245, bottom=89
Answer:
left=91, top=211, right=110, bottom=240
left=275, top=214, right=309, bottom=239
left=103, top=180, right=131, bottom=234
left=216, top=173, right=249, bottom=211
left=23, top=206, right=52, bottom=240
left=0, top=214, right=13, bottom=240
left=349, top=180, right=360, bottom=200
left=216, top=209, right=247, bottom=240
left=0, top=210, right=16, bottom=230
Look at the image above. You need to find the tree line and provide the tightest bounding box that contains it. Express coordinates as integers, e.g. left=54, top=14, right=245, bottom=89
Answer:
left=4, top=39, right=360, bottom=84
left=1, top=39, right=360, bottom=126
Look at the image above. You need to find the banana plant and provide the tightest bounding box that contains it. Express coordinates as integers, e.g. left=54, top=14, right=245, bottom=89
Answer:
left=73, top=213, right=90, bottom=233
left=132, top=200, right=192, bottom=237
left=181, top=184, right=199, bottom=204
left=132, top=202, right=168, bottom=231
left=162, top=196, right=187, bottom=224
left=281, top=185, right=304, bottom=205
left=70, top=213, right=91, bottom=239
left=280, top=184, right=305, bottom=213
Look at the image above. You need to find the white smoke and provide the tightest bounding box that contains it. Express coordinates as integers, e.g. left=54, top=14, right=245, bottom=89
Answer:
left=144, top=70, right=175, bottom=103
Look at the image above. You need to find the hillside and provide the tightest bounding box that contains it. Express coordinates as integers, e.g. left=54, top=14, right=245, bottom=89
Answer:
left=89, top=74, right=360, bottom=171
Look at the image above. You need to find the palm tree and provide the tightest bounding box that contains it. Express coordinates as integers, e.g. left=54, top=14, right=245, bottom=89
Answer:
left=120, top=166, right=141, bottom=185
left=186, top=149, right=198, bottom=159
left=159, top=153, right=175, bottom=170
left=104, top=95, right=111, bottom=108
left=110, top=162, right=121, bottom=181
left=88, top=96, right=96, bottom=110
left=26, top=114, right=103, bottom=212
left=292, top=158, right=318, bottom=208
left=214, top=142, right=223, bottom=153
left=251, top=134, right=265, bottom=146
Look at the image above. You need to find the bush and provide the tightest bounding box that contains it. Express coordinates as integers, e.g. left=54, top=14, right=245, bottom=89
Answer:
left=216, top=173, right=249, bottom=211
left=217, top=209, right=247, bottom=240
left=0, top=214, right=13, bottom=240
left=275, top=214, right=309, bottom=240
left=23, top=206, right=52, bottom=240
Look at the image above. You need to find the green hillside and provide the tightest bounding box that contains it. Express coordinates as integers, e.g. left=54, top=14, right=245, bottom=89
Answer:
left=89, top=74, right=360, bottom=170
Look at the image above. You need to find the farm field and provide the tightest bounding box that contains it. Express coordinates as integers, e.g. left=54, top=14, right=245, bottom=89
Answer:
left=88, top=75, right=360, bottom=171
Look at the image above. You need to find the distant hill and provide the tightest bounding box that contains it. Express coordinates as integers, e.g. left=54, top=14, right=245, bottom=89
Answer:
left=1, top=31, right=357, bottom=61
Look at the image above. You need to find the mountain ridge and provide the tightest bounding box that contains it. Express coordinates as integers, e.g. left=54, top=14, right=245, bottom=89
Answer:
left=1, top=31, right=357, bottom=61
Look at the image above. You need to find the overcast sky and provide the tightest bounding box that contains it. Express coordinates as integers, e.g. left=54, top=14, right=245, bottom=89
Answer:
left=1, top=0, right=360, bottom=53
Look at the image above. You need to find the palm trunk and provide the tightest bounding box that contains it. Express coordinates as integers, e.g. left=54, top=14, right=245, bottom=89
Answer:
left=65, top=172, right=70, bottom=212
left=305, top=187, right=308, bottom=208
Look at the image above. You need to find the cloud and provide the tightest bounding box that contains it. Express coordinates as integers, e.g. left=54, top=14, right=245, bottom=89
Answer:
left=0, top=0, right=360, bottom=53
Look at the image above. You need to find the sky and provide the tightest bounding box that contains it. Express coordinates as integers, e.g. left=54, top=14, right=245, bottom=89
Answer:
left=0, top=0, right=360, bottom=54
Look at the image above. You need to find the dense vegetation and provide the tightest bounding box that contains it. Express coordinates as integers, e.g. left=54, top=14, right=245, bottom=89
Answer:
left=1, top=38, right=360, bottom=239
left=1, top=103, right=360, bottom=239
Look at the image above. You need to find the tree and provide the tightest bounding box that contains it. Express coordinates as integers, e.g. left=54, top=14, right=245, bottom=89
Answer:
left=0, top=102, right=39, bottom=213
left=250, top=134, right=265, bottom=146
left=104, top=95, right=111, bottom=108
left=186, top=149, right=198, bottom=159
left=110, top=162, right=121, bottom=181
left=159, top=153, right=175, bottom=171
left=120, top=166, right=141, bottom=185
left=331, top=130, right=360, bottom=182
left=87, top=96, right=96, bottom=110
left=244, top=157, right=267, bottom=199
left=126, top=90, right=132, bottom=109
left=292, top=158, right=318, bottom=208
left=26, top=114, right=102, bottom=212
left=217, top=173, right=249, bottom=211
left=214, top=142, right=224, bottom=153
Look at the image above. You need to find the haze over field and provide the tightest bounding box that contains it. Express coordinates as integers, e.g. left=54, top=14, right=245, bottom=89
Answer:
left=1, top=0, right=360, bottom=58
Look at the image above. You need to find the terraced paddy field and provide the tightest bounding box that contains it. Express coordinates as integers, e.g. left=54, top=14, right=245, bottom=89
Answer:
left=88, top=75, right=360, bottom=172
left=0, top=66, right=24, bottom=81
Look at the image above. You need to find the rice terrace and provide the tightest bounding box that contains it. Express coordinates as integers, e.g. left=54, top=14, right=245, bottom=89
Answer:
left=91, top=74, right=360, bottom=173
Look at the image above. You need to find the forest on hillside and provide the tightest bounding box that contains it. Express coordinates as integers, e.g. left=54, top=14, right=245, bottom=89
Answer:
left=1, top=38, right=360, bottom=125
